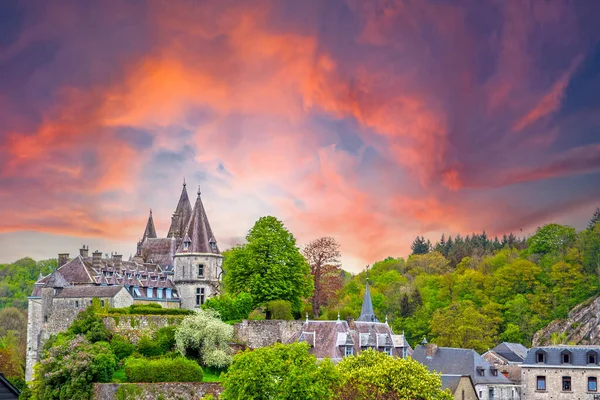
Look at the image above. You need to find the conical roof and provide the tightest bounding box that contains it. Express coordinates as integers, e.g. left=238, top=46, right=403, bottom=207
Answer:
left=357, top=279, right=378, bottom=322
left=167, top=181, right=192, bottom=238
left=142, top=209, right=157, bottom=241
left=177, top=187, right=220, bottom=254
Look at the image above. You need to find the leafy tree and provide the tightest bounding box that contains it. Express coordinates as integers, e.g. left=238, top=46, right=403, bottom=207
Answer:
left=203, top=292, right=254, bottom=322
left=492, top=259, right=542, bottom=303
left=303, top=237, right=343, bottom=317
left=411, top=236, right=430, bottom=255
left=175, top=308, right=234, bottom=368
left=221, top=342, right=339, bottom=400
left=68, top=300, right=110, bottom=343
left=589, top=207, right=600, bottom=230
left=224, top=216, right=313, bottom=314
left=430, top=300, right=498, bottom=353
left=579, top=222, right=600, bottom=276
left=528, top=223, right=576, bottom=255
left=31, top=336, right=117, bottom=400
left=406, top=252, right=450, bottom=276
left=336, top=349, right=452, bottom=400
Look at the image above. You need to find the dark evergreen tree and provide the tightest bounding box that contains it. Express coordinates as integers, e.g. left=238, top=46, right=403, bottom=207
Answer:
left=589, top=207, right=600, bottom=230
left=410, top=236, right=430, bottom=255
left=399, top=293, right=411, bottom=317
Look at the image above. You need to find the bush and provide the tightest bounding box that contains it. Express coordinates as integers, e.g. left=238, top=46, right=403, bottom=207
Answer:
left=110, top=335, right=136, bottom=360
left=124, top=357, right=203, bottom=382
left=266, top=300, right=293, bottom=320
left=106, top=305, right=194, bottom=316
left=136, top=327, right=177, bottom=357
left=203, top=293, right=254, bottom=322
left=69, top=305, right=111, bottom=342
left=137, top=335, right=163, bottom=358
left=248, top=308, right=265, bottom=320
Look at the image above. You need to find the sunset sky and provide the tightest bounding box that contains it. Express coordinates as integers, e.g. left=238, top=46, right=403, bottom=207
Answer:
left=1, top=0, right=599, bottom=272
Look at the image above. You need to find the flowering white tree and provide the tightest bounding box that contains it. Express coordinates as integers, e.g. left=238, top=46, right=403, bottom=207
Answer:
left=175, top=308, right=234, bottom=368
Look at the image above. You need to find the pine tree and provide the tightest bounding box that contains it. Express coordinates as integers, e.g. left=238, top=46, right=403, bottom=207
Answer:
left=411, top=236, right=430, bottom=255
left=589, top=207, right=600, bottom=230
left=399, top=293, right=411, bottom=317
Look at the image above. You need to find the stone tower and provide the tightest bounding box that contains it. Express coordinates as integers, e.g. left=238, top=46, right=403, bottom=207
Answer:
left=173, top=186, right=223, bottom=309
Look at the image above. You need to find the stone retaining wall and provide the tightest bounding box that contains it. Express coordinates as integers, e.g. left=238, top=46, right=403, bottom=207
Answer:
left=94, top=382, right=223, bottom=400
left=234, top=319, right=304, bottom=348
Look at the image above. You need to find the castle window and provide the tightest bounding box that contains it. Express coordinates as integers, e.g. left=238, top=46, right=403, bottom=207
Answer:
left=133, top=287, right=141, bottom=297
left=385, top=347, right=393, bottom=356
left=75, top=301, right=79, bottom=308
left=101, top=300, right=105, bottom=307
left=536, top=376, right=546, bottom=391
left=184, top=241, right=190, bottom=251
left=589, top=377, right=598, bottom=392
left=345, top=346, right=353, bottom=357
left=147, top=288, right=153, bottom=298
left=166, top=288, right=172, bottom=299
left=157, top=288, right=163, bottom=299
left=562, top=376, right=571, bottom=391
left=210, top=241, right=217, bottom=251
left=198, top=264, right=204, bottom=277
left=196, top=287, right=205, bottom=306
left=44, top=316, right=48, bottom=323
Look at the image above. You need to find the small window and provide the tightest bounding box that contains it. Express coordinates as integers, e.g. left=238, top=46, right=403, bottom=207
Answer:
left=386, top=347, right=393, bottom=356
left=210, top=241, right=217, bottom=251
left=101, top=300, right=105, bottom=307
left=184, top=241, right=189, bottom=250
left=44, top=316, right=48, bottom=323
left=589, top=377, right=598, bottom=392
left=345, top=346, right=353, bottom=357
left=589, top=353, right=598, bottom=364
left=536, top=352, right=546, bottom=363
left=489, top=388, right=494, bottom=400
left=491, top=369, right=498, bottom=376
left=562, top=376, right=571, bottom=391
left=477, top=368, right=485, bottom=376
left=537, top=376, right=546, bottom=391
left=562, top=352, right=571, bottom=364
left=196, top=287, right=205, bottom=306
left=198, top=264, right=204, bottom=277
left=75, top=301, right=79, bottom=308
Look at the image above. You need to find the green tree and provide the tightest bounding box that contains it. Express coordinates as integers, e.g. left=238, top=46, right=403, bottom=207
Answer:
left=203, top=292, right=254, bottom=322
left=221, top=342, right=339, bottom=400
left=527, top=224, right=576, bottom=255
left=430, top=300, right=498, bottom=352
left=579, top=222, right=600, bottom=276
left=336, top=349, right=452, bottom=400
left=410, top=236, right=430, bottom=255
left=175, top=308, right=234, bottom=368
left=224, top=216, right=313, bottom=314
left=589, top=207, right=600, bottom=230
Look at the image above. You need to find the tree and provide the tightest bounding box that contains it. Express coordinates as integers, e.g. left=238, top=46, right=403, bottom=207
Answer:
left=527, top=224, right=576, bottom=255
left=302, top=237, right=343, bottom=317
left=175, top=308, right=234, bottom=368
left=589, top=207, right=600, bottom=230
left=221, top=342, right=339, bottom=400
left=336, top=349, right=452, bottom=400
left=203, top=292, right=254, bottom=322
left=579, top=222, right=600, bottom=276
left=406, top=252, right=450, bottom=275
left=430, top=300, right=498, bottom=353
left=411, top=236, right=430, bottom=255
left=224, top=216, right=313, bottom=314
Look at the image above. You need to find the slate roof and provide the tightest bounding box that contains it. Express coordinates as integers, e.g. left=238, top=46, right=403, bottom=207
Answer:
left=413, top=345, right=513, bottom=385
left=176, top=188, right=220, bottom=254
left=167, top=182, right=193, bottom=239
left=142, top=210, right=157, bottom=241
left=357, top=280, right=378, bottom=322
left=140, top=237, right=178, bottom=266
left=0, top=372, right=20, bottom=398
left=441, top=375, right=464, bottom=393
left=492, top=342, right=528, bottom=363
left=53, top=286, right=127, bottom=298
left=523, top=346, right=600, bottom=367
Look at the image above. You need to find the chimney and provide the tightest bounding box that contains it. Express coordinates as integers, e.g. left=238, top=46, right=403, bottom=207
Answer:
left=346, top=317, right=355, bottom=330
left=58, top=253, right=69, bottom=268
left=426, top=343, right=438, bottom=358
left=112, top=253, right=123, bottom=266
left=79, top=245, right=89, bottom=258
left=92, top=251, right=102, bottom=268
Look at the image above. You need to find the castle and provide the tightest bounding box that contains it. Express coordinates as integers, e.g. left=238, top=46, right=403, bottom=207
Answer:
left=25, top=182, right=223, bottom=380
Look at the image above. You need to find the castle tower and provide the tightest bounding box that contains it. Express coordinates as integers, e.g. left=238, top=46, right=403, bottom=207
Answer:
left=173, top=186, right=223, bottom=309
left=167, top=180, right=193, bottom=239
left=142, top=209, right=157, bottom=241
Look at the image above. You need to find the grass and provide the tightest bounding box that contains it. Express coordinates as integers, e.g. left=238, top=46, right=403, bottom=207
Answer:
left=203, top=367, right=224, bottom=382
left=111, top=366, right=127, bottom=383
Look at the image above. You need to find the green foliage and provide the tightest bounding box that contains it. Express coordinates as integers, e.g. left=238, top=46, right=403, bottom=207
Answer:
left=221, top=342, right=339, bottom=400
left=137, top=326, right=177, bottom=357
left=528, top=223, right=576, bottom=255
left=203, top=292, right=254, bottom=322
left=109, top=335, right=135, bottom=360
left=124, top=356, right=203, bottom=383
left=115, top=384, right=143, bottom=400
left=0, top=258, right=56, bottom=309
left=410, top=236, right=430, bottom=255
left=175, top=309, right=234, bottom=368
left=266, top=299, right=293, bottom=320
left=69, top=305, right=111, bottom=343
left=223, top=216, right=313, bottom=314
left=106, top=305, right=194, bottom=316
left=337, top=349, right=452, bottom=400
left=579, top=222, right=600, bottom=276
left=32, top=336, right=117, bottom=399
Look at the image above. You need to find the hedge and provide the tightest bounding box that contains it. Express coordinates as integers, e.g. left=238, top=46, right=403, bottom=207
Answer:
left=105, top=305, right=195, bottom=316
left=124, top=356, right=203, bottom=382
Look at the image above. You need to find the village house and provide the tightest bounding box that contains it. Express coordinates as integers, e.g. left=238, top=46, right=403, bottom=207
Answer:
left=441, top=375, right=479, bottom=400
left=482, top=342, right=528, bottom=386
left=521, top=345, right=600, bottom=399
left=413, top=341, right=520, bottom=400
left=26, top=182, right=224, bottom=381
left=0, top=373, right=20, bottom=400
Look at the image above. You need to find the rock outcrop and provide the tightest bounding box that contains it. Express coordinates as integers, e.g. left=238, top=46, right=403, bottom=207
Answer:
left=532, top=295, right=600, bottom=346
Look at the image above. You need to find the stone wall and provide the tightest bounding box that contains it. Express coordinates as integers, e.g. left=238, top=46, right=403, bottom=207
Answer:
left=94, top=382, right=223, bottom=400
left=234, top=320, right=304, bottom=348
left=133, top=299, right=181, bottom=309
left=173, top=253, right=223, bottom=309
left=101, top=315, right=185, bottom=343
left=522, top=366, right=599, bottom=399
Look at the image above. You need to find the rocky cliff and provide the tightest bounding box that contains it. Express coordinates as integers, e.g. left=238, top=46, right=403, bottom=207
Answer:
left=533, top=295, right=600, bottom=346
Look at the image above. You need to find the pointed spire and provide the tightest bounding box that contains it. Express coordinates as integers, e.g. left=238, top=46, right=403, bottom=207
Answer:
left=167, top=181, right=193, bottom=238
left=357, top=278, right=378, bottom=322
left=142, top=209, right=157, bottom=241
left=176, top=186, right=220, bottom=254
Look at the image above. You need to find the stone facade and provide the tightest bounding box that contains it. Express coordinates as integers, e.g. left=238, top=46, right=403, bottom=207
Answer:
left=94, top=382, right=223, bottom=400
left=173, top=253, right=223, bottom=310
left=235, top=320, right=305, bottom=348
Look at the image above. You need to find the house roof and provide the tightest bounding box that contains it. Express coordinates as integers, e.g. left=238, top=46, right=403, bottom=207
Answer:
left=357, top=280, right=378, bottom=322
left=0, top=373, right=20, bottom=397
left=492, top=342, right=528, bottom=363
left=167, top=181, right=192, bottom=239
left=53, top=285, right=128, bottom=298
left=142, top=209, right=157, bottom=241
left=140, top=237, right=178, bottom=266
left=440, top=375, right=474, bottom=394
left=413, top=345, right=513, bottom=385
left=523, top=346, right=600, bottom=366
left=176, top=187, right=220, bottom=254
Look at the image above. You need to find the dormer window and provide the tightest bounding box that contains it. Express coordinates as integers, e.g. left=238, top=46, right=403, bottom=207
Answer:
left=491, top=368, right=498, bottom=376
left=184, top=241, right=189, bottom=251
left=561, top=350, right=571, bottom=364
left=210, top=239, right=217, bottom=252
left=588, top=351, right=598, bottom=364
left=198, top=264, right=204, bottom=277
left=536, top=351, right=546, bottom=364
left=477, top=369, right=485, bottom=376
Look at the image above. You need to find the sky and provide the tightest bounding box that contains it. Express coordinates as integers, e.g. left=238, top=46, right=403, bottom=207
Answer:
left=0, top=0, right=599, bottom=272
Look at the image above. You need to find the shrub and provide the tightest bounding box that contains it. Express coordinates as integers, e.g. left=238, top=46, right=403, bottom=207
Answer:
left=266, top=300, right=293, bottom=320
left=203, top=293, right=254, bottom=322
left=124, top=356, right=203, bottom=382
left=248, top=308, right=265, bottom=320
left=106, top=305, right=194, bottom=316
left=69, top=305, right=111, bottom=342
left=137, top=335, right=163, bottom=358
left=110, top=335, right=136, bottom=360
